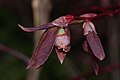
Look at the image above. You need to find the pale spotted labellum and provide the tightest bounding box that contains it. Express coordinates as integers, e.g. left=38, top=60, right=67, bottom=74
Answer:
left=55, top=28, right=71, bottom=64
left=91, top=57, right=99, bottom=75
left=18, top=15, right=73, bottom=69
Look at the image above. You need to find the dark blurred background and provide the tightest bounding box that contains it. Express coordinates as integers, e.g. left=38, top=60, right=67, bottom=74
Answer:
left=0, top=0, right=120, bottom=80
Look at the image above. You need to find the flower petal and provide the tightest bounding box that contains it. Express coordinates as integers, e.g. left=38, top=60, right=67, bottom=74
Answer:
left=91, top=56, right=99, bottom=75
left=27, top=27, right=59, bottom=69
left=86, top=31, right=105, bottom=60
left=65, top=28, right=71, bottom=38
left=18, top=23, right=54, bottom=32
left=82, top=21, right=97, bottom=35
left=55, top=48, right=67, bottom=64
left=55, top=28, right=71, bottom=51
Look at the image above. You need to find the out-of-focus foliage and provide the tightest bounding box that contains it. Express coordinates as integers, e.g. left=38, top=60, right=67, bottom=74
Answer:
left=0, top=3, right=33, bottom=80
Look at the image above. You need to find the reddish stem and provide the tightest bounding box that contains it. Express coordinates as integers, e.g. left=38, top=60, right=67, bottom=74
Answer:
left=70, top=64, right=120, bottom=80
left=73, top=6, right=120, bottom=20
left=0, top=43, right=29, bottom=63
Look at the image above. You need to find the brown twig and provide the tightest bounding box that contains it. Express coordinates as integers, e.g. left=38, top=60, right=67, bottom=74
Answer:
left=73, top=6, right=120, bottom=20
left=71, top=4, right=120, bottom=15
left=0, top=43, right=29, bottom=63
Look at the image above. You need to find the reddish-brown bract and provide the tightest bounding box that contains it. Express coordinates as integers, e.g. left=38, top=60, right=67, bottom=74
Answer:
left=18, top=23, right=54, bottom=32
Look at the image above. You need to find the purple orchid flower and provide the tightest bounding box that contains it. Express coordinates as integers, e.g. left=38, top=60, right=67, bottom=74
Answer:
left=81, top=13, right=105, bottom=75
left=18, top=15, right=74, bottom=69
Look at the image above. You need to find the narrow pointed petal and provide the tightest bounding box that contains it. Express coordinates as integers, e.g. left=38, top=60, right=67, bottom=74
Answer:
left=55, top=48, right=67, bottom=64
left=26, top=30, right=47, bottom=69
left=26, top=58, right=36, bottom=69
left=86, top=32, right=105, bottom=60
left=92, top=59, right=99, bottom=75
left=18, top=23, right=54, bottom=32
left=27, top=27, right=59, bottom=69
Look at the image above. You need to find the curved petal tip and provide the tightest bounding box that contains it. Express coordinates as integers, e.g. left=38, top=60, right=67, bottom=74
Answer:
left=18, top=24, right=36, bottom=32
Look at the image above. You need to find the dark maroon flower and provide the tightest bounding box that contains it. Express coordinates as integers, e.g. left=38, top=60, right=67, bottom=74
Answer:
left=19, top=13, right=105, bottom=75
left=81, top=13, right=105, bottom=60
left=82, top=20, right=105, bottom=60
left=18, top=15, right=74, bottom=69
left=81, top=13, right=105, bottom=75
